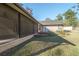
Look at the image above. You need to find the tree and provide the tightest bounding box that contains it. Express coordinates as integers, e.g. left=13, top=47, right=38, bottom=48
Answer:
left=25, top=7, right=33, bottom=15
left=63, top=9, right=78, bottom=27
left=56, top=14, right=63, bottom=21
left=45, top=18, right=53, bottom=22
left=19, top=3, right=24, bottom=6
left=72, top=3, right=79, bottom=15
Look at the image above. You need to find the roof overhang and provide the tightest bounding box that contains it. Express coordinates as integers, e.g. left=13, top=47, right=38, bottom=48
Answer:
left=42, top=24, right=64, bottom=26
left=5, top=3, right=41, bottom=24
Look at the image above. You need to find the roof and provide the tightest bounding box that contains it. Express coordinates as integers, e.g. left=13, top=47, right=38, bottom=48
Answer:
left=5, top=3, right=41, bottom=25
left=40, top=20, right=64, bottom=26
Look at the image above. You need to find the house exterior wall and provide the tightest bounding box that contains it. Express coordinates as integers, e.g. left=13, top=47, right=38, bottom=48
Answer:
left=43, top=26, right=60, bottom=32
left=0, top=4, right=19, bottom=39
left=43, top=25, right=73, bottom=32
left=38, top=24, right=43, bottom=32
left=33, top=23, right=38, bottom=33
left=20, top=14, right=38, bottom=37
left=0, top=4, right=38, bottom=39
left=46, top=26, right=59, bottom=32
left=20, top=14, right=34, bottom=37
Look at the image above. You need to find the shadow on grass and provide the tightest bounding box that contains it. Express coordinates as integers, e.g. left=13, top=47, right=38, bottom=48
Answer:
left=33, top=32, right=76, bottom=46
left=0, top=32, right=76, bottom=56
left=29, top=32, right=76, bottom=56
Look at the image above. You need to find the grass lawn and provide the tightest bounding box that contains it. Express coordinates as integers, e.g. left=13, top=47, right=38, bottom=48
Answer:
left=11, top=31, right=79, bottom=56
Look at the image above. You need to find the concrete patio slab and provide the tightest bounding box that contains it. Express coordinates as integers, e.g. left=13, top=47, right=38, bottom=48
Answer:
left=0, top=34, right=34, bottom=54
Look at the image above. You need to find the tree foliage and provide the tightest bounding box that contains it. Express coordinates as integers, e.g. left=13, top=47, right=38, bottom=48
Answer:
left=45, top=18, right=53, bottom=22
left=72, top=3, right=79, bottom=14
left=63, top=9, right=78, bottom=27
left=56, top=14, right=63, bottom=21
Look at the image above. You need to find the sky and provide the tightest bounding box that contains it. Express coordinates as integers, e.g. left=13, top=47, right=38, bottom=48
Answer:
left=22, top=3, right=77, bottom=21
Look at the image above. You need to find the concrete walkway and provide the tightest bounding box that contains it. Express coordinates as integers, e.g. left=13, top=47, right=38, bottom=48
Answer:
left=0, top=38, right=16, bottom=45
left=0, top=34, right=34, bottom=54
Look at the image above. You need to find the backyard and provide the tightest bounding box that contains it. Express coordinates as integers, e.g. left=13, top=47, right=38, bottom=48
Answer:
left=11, top=30, right=79, bottom=56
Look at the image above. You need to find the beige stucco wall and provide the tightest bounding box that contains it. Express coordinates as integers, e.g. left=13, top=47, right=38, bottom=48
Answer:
left=43, top=26, right=59, bottom=32
left=43, top=26, right=73, bottom=32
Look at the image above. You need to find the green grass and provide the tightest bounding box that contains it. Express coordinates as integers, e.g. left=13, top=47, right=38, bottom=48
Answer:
left=12, top=31, right=79, bottom=56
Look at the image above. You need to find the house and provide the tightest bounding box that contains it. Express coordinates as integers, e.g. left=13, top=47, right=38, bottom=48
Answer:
left=40, top=19, right=64, bottom=32
left=0, top=3, right=40, bottom=39
left=40, top=19, right=72, bottom=32
left=38, top=23, right=43, bottom=32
